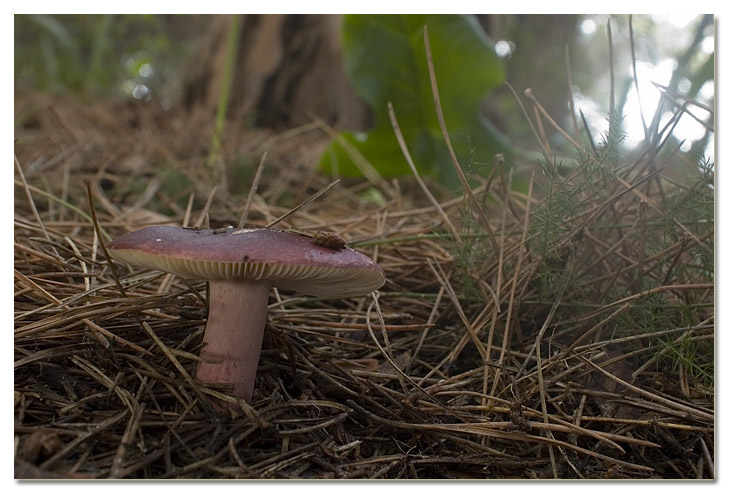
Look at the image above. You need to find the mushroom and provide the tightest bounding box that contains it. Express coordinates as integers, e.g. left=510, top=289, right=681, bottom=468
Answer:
left=107, top=225, right=385, bottom=401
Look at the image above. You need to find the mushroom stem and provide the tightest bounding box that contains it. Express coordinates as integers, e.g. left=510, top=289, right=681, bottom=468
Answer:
left=196, top=278, right=272, bottom=401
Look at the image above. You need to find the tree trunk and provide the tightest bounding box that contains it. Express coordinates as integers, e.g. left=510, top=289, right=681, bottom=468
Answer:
left=181, top=14, right=370, bottom=131
left=479, top=15, right=581, bottom=146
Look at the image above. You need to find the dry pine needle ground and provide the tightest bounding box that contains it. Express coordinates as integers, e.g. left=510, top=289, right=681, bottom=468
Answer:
left=14, top=88, right=714, bottom=479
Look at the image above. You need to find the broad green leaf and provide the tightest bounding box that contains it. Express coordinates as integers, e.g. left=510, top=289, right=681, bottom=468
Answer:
left=320, top=14, right=510, bottom=186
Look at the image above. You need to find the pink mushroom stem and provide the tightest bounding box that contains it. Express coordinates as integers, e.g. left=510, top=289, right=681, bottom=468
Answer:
left=196, top=278, right=272, bottom=401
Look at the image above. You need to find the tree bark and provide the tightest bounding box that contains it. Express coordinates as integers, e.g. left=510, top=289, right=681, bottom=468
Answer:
left=181, top=14, right=370, bottom=131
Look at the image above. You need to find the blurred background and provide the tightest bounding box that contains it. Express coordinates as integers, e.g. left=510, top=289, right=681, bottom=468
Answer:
left=14, top=14, right=714, bottom=150
left=14, top=14, right=715, bottom=202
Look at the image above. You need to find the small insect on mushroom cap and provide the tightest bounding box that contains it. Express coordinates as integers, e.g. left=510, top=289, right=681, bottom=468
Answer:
left=313, top=231, right=347, bottom=250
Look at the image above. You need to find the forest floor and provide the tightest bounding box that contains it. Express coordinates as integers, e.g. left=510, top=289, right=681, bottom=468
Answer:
left=14, top=88, right=714, bottom=479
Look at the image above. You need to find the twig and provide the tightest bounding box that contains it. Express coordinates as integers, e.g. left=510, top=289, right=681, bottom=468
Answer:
left=491, top=172, right=534, bottom=396
left=423, top=26, right=499, bottom=254
left=193, top=185, right=218, bottom=228
left=564, top=43, right=581, bottom=142
left=607, top=17, right=615, bottom=112
left=629, top=15, right=649, bottom=140
left=312, top=116, right=398, bottom=199
left=578, top=355, right=713, bottom=422
left=266, top=179, right=340, bottom=228
left=140, top=321, right=220, bottom=421
left=87, top=182, right=126, bottom=298
left=15, top=155, right=55, bottom=250
left=523, top=88, right=582, bottom=151
left=239, top=151, right=268, bottom=228
left=388, top=101, right=462, bottom=243
left=110, top=402, right=145, bottom=478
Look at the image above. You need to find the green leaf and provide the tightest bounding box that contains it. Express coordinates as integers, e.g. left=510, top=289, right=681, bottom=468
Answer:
left=320, top=14, right=509, bottom=186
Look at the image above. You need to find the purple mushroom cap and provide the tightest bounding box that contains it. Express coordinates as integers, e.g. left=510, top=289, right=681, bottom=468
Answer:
left=107, top=226, right=385, bottom=297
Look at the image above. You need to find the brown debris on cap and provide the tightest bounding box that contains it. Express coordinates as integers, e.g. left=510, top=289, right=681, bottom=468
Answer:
left=107, top=226, right=385, bottom=297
